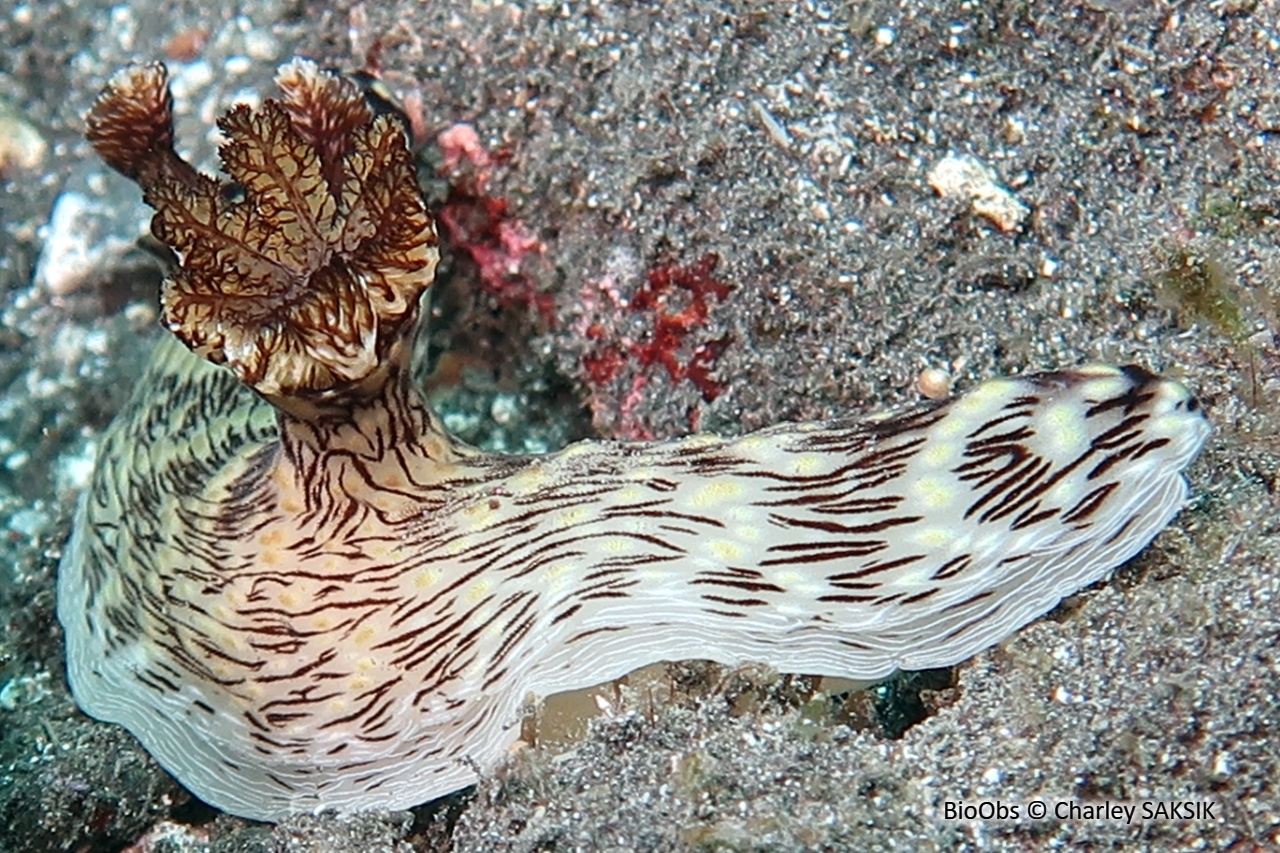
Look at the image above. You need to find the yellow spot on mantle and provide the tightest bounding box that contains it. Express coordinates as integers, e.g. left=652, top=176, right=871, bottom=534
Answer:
left=691, top=480, right=743, bottom=507
left=955, top=378, right=1013, bottom=414
left=559, top=441, right=599, bottom=459
left=558, top=507, right=589, bottom=528
left=1043, top=403, right=1086, bottom=454
left=1075, top=363, right=1122, bottom=378
left=467, top=578, right=493, bottom=602
left=937, top=416, right=968, bottom=438
left=893, top=569, right=931, bottom=587
left=913, top=527, right=953, bottom=548
left=676, top=434, right=722, bottom=450
left=921, top=441, right=957, bottom=466
left=789, top=454, right=822, bottom=475
left=542, top=564, right=573, bottom=590
left=709, top=540, right=743, bottom=561
left=442, top=536, right=470, bottom=557
left=912, top=476, right=954, bottom=509
left=509, top=469, right=546, bottom=494
left=1047, top=482, right=1077, bottom=504
left=1081, top=376, right=1127, bottom=401
left=617, top=485, right=644, bottom=501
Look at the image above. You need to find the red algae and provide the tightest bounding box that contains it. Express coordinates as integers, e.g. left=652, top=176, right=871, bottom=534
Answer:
left=578, top=253, right=734, bottom=437
left=435, top=123, right=552, bottom=322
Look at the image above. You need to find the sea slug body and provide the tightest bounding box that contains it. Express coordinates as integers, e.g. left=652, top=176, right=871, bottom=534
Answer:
left=58, top=59, right=1211, bottom=822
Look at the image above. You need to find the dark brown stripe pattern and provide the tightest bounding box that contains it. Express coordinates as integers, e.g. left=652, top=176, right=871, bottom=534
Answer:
left=58, top=347, right=1209, bottom=821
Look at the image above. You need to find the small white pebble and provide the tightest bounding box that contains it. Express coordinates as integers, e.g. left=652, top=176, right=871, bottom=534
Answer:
left=490, top=394, right=518, bottom=426
left=751, top=99, right=792, bottom=150
left=8, top=508, right=47, bottom=539
left=874, top=26, right=896, bottom=45
left=0, top=98, right=48, bottom=171
left=224, top=55, right=253, bottom=76
left=170, top=60, right=214, bottom=100
left=124, top=302, right=158, bottom=328
left=243, top=30, right=280, bottom=61
left=927, top=152, right=1029, bottom=232
left=83, top=329, right=109, bottom=356
left=0, top=679, right=19, bottom=711
left=1246, top=329, right=1273, bottom=348
left=223, top=88, right=262, bottom=111
left=57, top=442, right=98, bottom=493
left=915, top=367, right=952, bottom=399
left=442, top=410, right=480, bottom=435
left=110, top=6, right=137, bottom=50
left=35, top=192, right=128, bottom=296
left=1003, top=116, right=1026, bottom=144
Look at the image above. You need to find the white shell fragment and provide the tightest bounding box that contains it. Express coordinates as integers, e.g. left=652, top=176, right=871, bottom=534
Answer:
left=927, top=152, right=1030, bottom=231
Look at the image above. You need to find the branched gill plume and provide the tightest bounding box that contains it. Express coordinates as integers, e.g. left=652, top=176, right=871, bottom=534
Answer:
left=58, top=59, right=1211, bottom=822
left=84, top=61, right=437, bottom=419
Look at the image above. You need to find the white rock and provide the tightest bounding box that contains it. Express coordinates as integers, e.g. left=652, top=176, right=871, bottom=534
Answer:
left=927, top=152, right=1030, bottom=232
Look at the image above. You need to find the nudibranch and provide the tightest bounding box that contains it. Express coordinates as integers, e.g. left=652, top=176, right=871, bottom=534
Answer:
left=59, top=59, right=1211, bottom=823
